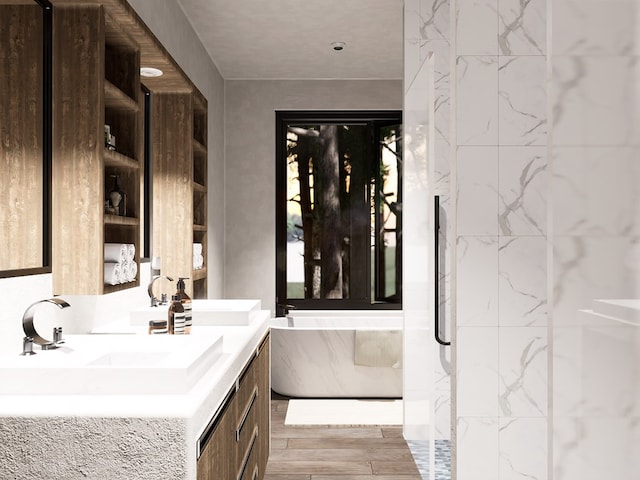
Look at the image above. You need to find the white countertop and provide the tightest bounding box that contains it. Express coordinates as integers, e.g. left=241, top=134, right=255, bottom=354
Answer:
left=0, top=311, right=270, bottom=428
left=0, top=311, right=271, bottom=480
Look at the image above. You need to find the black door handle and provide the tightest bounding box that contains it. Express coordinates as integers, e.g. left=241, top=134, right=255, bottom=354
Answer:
left=434, top=195, right=450, bottom=346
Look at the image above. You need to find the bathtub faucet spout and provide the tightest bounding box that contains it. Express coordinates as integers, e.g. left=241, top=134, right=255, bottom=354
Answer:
left=276, top=303, right=295, bottom=319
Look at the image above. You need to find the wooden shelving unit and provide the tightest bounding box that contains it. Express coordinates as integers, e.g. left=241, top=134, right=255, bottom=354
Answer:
left=192, top=90, right=208, bottom=299
left=0, top=4, right=44, bottom=272
left=51, top=1, right=208, bottom=299
left=52, top=5, right=141, bottom=295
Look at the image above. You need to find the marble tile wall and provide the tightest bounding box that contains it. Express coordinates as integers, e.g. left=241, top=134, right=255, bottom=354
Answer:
left=407, top=1, right=640, bottom=479
left=550, top=1, right=640, bottom=479
left=455, top=0, right=548, bottom=479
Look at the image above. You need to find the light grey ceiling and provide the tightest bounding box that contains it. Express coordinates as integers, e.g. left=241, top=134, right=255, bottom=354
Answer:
left=177, top=0, right=404, bottom=80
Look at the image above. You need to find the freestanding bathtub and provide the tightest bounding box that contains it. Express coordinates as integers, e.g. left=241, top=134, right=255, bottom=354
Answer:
left=270, top=310, right=403, bottom=398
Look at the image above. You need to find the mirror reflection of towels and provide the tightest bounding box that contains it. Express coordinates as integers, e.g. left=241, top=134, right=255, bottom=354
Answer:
left=354, top=330, right=402, bottom=368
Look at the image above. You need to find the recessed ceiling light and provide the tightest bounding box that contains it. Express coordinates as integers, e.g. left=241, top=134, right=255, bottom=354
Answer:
left=140, top=67, right=163, bottom=78
left=331, top=42, right=346, bottom=51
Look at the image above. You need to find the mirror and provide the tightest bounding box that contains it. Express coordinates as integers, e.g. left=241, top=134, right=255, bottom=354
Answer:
left=0, top=0, right=52, bottom=277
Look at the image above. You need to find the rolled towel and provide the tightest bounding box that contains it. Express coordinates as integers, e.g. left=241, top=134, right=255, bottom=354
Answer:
left=104, top=262, right=122, bottom=286
left=126, top=244, right=135, bottom=262
left=193, top=254, right=204, bottom=270
left=120, top=261, right=130, bottom=283
left=104, top=243, right=126, bottom=263
left=127, top=261, right=137, bottom=282
left=193, top=243, right=203, bottom=256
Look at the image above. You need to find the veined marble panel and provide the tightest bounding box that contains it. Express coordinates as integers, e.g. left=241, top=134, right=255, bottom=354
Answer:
left=553, top=416, right=640, bottom=480
left=498, top=0, right=546, bottom=55
left=553, top=236, right=640, bottom=327
left=437, top=194, right=453, bottom=330
left=498, top=327, right=547, bottom=417
left=457, top=327, right=499, bottom=416
left=431, top=41, right=451, bottom=146
left=418, top=0, right=450, bottom=44
left=499, top=236, right=547, bottom=327
left=457, top=146, right=498, bottom=235
left=434, top=369, right=451, bottom=440
left=457, top=236, right=499, bottom=327
left=552, top=0, right=637, bottom=56
left=405, top=0, right=424, bottom=86
left=434, top=139, right=451, bottom=193
left=552, top=146, right=640, bottom=236
left=551, top=56, right=639, bottom=147
left=499, top=417, right=548, bottom=480
left=456, top=0, right=498, bottom=55
left=582, top=323, right=640, bottom=418
left=457, top=416, right=499, bottom=480
left=457, top=56, right=499, bottom=145
left=552, top=326, right=584, bottom=418
left=499, top=56, right=546, bottom=145
left=499, top=147, right=546, bottom=236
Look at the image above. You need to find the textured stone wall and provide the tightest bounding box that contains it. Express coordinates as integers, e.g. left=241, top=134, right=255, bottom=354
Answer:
left=0, top=417, right=188, bottom=479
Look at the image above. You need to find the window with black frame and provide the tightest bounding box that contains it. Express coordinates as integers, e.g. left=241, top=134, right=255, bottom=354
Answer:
left=276, top=111, right=402, bottom=311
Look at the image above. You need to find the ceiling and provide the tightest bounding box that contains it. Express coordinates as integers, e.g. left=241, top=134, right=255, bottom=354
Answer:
left=176, top=0, right=404, bottom=80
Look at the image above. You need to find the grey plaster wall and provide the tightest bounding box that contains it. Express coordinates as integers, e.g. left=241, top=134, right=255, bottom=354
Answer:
left=224, top=79, right=402, bottom=313
left=128, top=0, right=225, bottom=298
left=0, top=417, right=187, bottom=479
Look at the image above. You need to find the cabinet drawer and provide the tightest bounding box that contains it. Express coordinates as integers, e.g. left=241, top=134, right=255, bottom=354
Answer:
left=235, top=352, right=258, bottom=437
left=236, top=384, right=259, bottom=454
left=237, top=425, right=259, bottom=480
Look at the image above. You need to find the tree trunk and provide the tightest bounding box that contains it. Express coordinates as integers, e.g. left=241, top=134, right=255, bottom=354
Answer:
left=317, top=125, right=342, bottom=298
left=296, top=135, right=315, bottom=299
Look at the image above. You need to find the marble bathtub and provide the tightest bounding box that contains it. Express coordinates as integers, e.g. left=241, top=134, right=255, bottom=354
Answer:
left=271, top=311, right=403, bottom=398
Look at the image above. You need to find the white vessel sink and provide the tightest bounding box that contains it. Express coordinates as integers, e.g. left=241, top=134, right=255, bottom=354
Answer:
left=129, top=299, right=261, bottom=326
left=0, top=333, right=223, bottom=395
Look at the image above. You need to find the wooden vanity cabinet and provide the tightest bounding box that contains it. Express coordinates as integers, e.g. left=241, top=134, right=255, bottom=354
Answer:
left=197, top=333, right=270, bottom=480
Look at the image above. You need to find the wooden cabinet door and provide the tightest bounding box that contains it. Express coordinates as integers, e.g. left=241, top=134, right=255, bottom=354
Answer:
left=256, top=335, right=270, bottom=478
left=197, top=400, right=236, bottom=480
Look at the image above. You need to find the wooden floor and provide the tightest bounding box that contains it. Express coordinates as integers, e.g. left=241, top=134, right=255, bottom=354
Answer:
left=264, top=397, right=423, bottom=480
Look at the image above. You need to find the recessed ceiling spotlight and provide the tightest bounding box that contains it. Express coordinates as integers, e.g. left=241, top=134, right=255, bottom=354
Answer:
left=140, top=67, right=163, bottom=77
left=331, top=42, right=346, bottom=51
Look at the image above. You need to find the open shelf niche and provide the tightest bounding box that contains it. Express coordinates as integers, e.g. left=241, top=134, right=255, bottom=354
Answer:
left=192, top=90, right=208, bottom=298
left=53, top=5, right=141, bottom=295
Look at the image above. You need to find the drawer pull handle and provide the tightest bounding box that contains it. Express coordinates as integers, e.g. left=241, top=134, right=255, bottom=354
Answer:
left=237, top=426, right=258, bottom=480
left=236, top=386, right=258, bottom=442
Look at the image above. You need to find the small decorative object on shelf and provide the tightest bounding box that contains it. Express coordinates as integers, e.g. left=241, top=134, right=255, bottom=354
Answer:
left=108, top=174, right=126, bottom=216
left=104, top=124, right=116, bottom=151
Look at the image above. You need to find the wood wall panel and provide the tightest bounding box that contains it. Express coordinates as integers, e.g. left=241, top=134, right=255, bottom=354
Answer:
left=52, top=5, right=104, bottom=294
left=0, top=5, right=43, bottom=270
left=152, top=92, right=193, bottom=295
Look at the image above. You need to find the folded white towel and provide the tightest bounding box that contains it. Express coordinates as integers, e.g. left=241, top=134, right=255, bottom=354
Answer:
left=104, top=262, right=122, bottom=286
left=126, top=244, right=135, bottom=262
left=104, top=243, right=127, bottom=263
left=354, top=330, right=403, bottom=368
left=193, top=254, right=204, bottom=270
left=193, top=243, right=203, bottom=255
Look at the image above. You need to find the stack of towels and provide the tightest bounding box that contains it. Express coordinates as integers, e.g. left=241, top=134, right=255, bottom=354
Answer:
left=193, top=243, right=204, bottom=270
left=104, top=243, right=137, bottom=285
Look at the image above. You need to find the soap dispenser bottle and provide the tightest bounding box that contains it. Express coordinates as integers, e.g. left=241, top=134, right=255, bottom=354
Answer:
left=168, top=295, right=185, bottom=335
left=176, top=277, right=192, bottom=334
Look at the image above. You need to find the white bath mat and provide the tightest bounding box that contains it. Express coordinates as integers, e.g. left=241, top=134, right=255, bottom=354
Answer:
left=284, top=399, right=402, bottom=426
